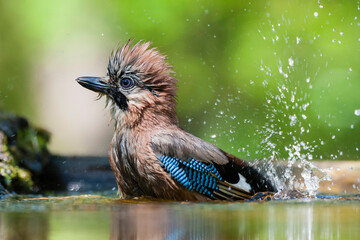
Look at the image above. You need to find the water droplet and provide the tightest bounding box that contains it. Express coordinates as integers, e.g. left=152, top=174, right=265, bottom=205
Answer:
left=331, top=135, right=336, bottom=139
left=288, top=57, right=294, bottom=67
left=68, top=183, right=81, bottom=192
left=354, top=109, right=360, bottom=116
left=211, top=134, right=217, bottom=138
left=289, top=114, right=297, bottom=126
left=314, top=12, right=319, bottom=17
left=306, top=77, right=310, bottom=83
left=349, top=68, right=352, bottom=72
left=340, top=32, right=344, bottom=36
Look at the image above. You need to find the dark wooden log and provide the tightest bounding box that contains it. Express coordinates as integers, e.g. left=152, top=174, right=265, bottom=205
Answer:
left=39, top=155, right=117, bottom=192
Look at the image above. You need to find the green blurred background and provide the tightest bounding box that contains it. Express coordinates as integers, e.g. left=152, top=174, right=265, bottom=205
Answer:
left=0, top=0, right=359, bottom=160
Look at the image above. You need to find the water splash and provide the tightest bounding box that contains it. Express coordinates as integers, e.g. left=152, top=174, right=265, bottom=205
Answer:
left=255, top=21, right=333, bottom=196
left=256, top=62, right=331, bottom=195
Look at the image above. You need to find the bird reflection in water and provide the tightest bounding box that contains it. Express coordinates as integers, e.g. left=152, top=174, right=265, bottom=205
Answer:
left=110, top=202, right=219, bottom=240
left=0, top=201, right=358, bottom=239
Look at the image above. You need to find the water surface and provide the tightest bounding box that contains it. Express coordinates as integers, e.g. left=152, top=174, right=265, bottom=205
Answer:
left=1, top=194, right=359, bottom=240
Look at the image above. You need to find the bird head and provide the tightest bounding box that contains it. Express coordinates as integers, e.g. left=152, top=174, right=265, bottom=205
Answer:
left=76, top=40, right=178, bottom=128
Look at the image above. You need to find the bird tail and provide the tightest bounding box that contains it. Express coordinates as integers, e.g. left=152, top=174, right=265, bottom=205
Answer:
left=222, top=152, right=277, bottom=194
left=212, top=180, right=253, bottom=200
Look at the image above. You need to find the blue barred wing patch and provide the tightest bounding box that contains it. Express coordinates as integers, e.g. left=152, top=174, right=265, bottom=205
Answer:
left=158, top=155, right=223, bottom=198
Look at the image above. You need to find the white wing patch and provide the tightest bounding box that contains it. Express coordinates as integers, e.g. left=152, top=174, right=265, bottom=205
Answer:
left=229, top=174, right=252, bottom=193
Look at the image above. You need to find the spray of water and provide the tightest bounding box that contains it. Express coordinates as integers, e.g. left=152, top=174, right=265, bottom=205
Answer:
left=256, top=63, right=332, bottom=195
left=255, top=30, right=332, bottom=196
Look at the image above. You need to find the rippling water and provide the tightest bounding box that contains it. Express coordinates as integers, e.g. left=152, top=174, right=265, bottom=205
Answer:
left=1, top=194, right=359, bottom=240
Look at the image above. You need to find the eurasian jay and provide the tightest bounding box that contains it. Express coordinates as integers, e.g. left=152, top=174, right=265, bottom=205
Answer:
left=76, top=40, right=276, bottom=201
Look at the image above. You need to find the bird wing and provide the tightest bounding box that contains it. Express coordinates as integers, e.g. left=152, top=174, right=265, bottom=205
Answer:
left=151, top=128, right=274, bottom=200
left=151, top=128, right=229, bottom=165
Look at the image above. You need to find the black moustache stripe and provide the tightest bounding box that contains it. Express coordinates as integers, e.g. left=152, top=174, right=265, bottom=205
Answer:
left=110, top=89, right=128, bottom=111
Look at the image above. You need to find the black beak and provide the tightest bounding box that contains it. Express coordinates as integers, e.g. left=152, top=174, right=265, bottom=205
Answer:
left=76, top=76, right=112, bottom=94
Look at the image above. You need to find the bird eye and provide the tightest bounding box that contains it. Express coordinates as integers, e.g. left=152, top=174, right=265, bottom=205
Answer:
left=120, top=78, right=134, bottom=89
